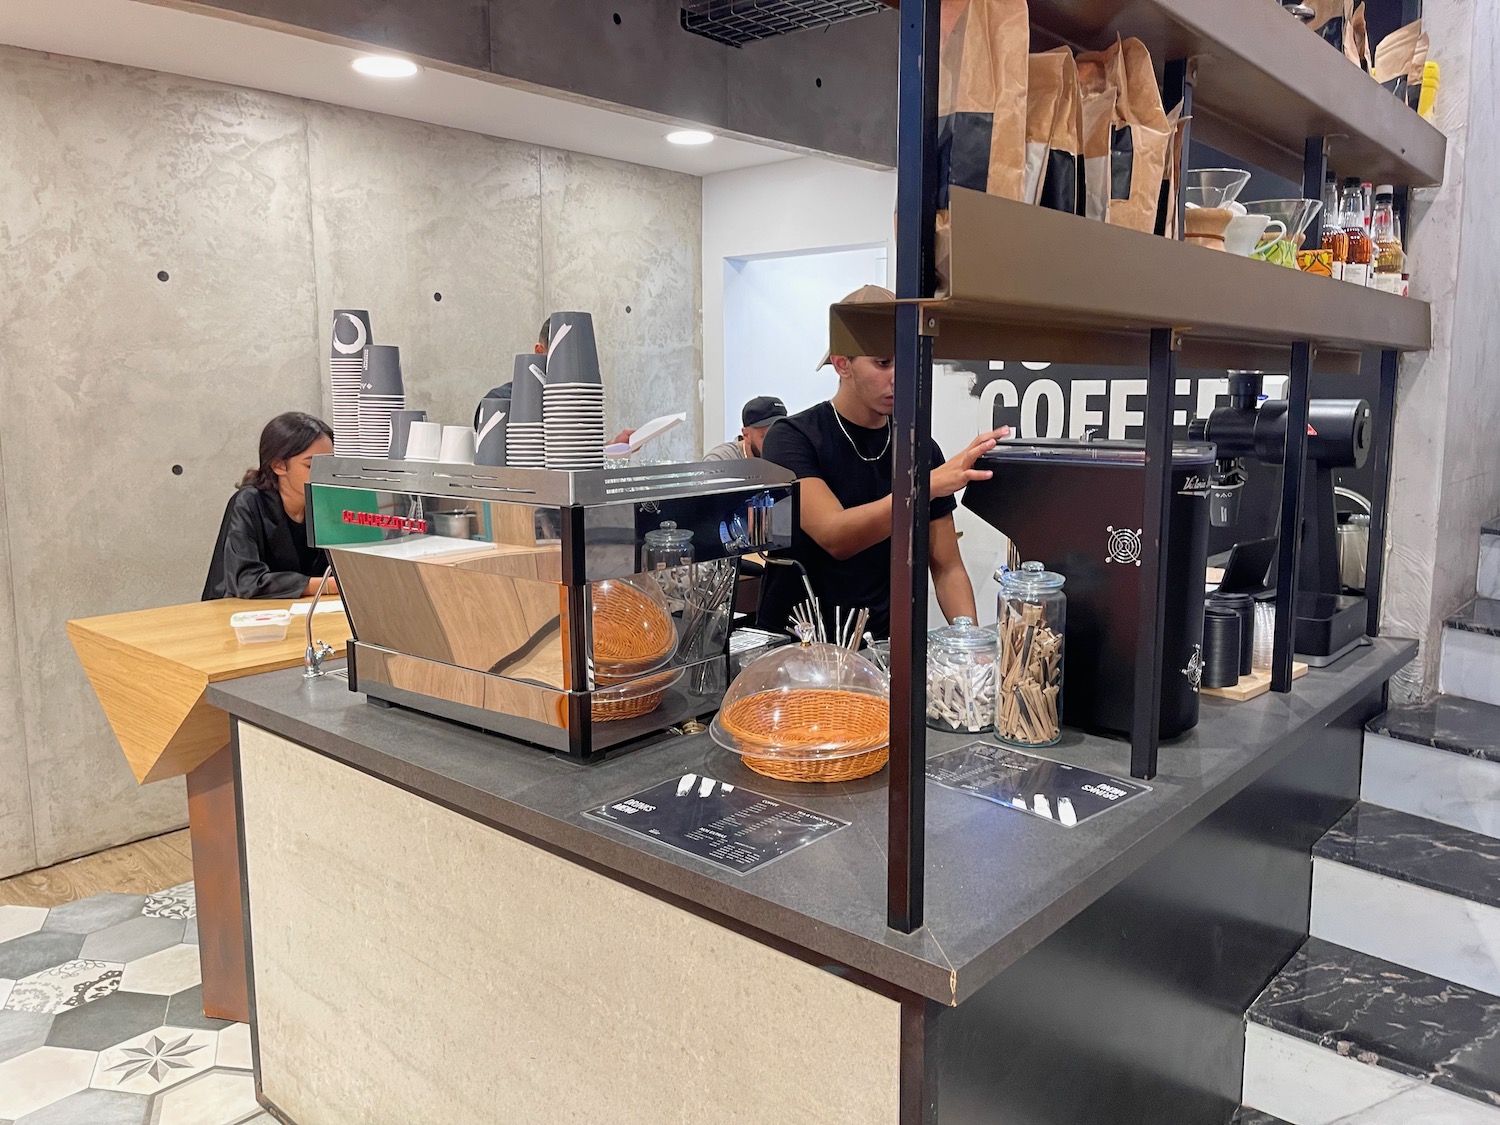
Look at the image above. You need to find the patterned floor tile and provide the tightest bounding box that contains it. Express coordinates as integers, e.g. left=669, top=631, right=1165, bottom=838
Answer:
left=118, top=948, right=198, bottom=998
left=0, top=907, right=48, bottom=945
left=0, top=934, right=86, bottom=982
left=163, top=985, right=231, bottom=1033
left=90, top=1026, right=216, bottom=1096
left=4, top=960, right=124, bottom=1015
left=14, top=1087, right=149, bottom=1125
left=80, top=918, right=187, bottom=965
left=215, top=1024, right=251, bottom=1071
left=0, top=1012, right=54, bottom=1064
left=140, top=887, right=194, bottom=922
left=148, top=1068, right=258, bottom=1125
left=0, top=1046, right=96, bottom=1119
left=42, top=896, right=147, bottom=937
left=45, top=991, right=169, bottom=1052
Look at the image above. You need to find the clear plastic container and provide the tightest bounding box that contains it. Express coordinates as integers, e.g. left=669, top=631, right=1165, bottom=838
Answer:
left=995, top=562, right=1066, bottom=747
left=229, top=609, right=291, bottom=645
left=643, top=520, right=695, bottom=612
left=927, top=617, right=999, bottom=733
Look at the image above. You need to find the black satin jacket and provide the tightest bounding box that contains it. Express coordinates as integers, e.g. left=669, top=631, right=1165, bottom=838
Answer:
left=201, top=486, right=325, bottom=600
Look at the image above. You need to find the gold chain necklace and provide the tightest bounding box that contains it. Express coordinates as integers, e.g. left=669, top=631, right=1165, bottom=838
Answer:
left=831, top=403, right=891, bottom=462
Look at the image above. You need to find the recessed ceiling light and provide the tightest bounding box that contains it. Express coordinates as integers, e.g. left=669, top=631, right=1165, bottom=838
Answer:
left=352, top=55, right=421, bottom=79
left=665, top=129, right=715, bottom=146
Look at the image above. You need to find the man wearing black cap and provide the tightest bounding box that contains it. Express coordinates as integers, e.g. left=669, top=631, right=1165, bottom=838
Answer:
left=704, top=396, right=787, bottom=462
left=759, top=286, right=1008, bottom=639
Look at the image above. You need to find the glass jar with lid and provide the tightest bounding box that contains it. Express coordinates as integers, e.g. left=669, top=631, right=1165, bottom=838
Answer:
left=996, top=561, right=1066, bottom=747
left=643, top=520, right=694, bottom=612
left=927, top=617, right=999, bottom=733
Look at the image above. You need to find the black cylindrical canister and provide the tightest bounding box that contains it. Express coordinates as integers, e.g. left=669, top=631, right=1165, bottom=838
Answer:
left=1208, top=591, right=1255, bottom=676
left=1202, top=608, right=1241, bottom=689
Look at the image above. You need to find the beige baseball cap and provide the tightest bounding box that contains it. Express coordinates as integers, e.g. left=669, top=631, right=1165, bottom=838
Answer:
left=817, top=284, right=896, bottom=370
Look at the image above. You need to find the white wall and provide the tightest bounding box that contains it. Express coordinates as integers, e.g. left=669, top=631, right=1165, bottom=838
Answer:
left=722, top=247, right=887, bottom=435
left=701, top=158, right=897, bottom=447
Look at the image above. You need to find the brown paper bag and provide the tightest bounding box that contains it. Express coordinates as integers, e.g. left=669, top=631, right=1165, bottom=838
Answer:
left=937, top=0, right=1029, bottom=207
left=1079, top=67, right=1117, bottom=223
left=1076, top=38, right=1171, bottom=233
left=1157, top=101, right=1187, bottom=239
left=1346, top=3, right=1371, bottom=72
left=1373, top=19, right=1423, bottom=82
left=1025, top=47, right=1083, bottom=214
left=1309, top=0, right=1350, bottom=53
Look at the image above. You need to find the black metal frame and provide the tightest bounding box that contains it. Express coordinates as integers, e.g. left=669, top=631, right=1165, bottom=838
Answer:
left=881, top=4, right=1409, bottom=931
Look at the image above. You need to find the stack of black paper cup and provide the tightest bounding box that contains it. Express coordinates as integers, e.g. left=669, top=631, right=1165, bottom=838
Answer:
left=506, top=354, right=545, bottom=469
left=358, top=344, right=406, bottom=459
left=475, top=397, right=508, bottom=467
left=542, top=311, right=606, bottom=471
left=329, top=310, right=372, bottom=455
left=1207, top=591, right=1255, bottom=677
left=1202, top=607, right=1242, bottom=689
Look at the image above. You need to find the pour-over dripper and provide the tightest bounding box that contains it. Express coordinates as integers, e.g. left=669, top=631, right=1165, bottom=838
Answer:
left=1183, top=168, right=1252, bottom=211
left=1240, top=198, right=1323, bottom=243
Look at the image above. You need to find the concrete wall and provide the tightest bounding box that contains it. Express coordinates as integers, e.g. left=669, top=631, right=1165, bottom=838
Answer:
left=1383, top=0, right=1500, bottom=699
left=0, top=44, right=701, bottom=877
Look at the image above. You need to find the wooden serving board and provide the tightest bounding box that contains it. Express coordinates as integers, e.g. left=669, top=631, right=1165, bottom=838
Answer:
left=1201, top=662, right=1308, bottom=702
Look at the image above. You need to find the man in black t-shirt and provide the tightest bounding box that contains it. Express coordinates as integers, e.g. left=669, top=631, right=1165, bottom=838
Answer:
left=760, top=288, right=1009, bottom=639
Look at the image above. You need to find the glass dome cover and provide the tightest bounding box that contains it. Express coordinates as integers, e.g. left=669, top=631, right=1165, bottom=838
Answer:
left=711, top=640, right=890, bottom=761
left=592, top=576, right=677, bottom=682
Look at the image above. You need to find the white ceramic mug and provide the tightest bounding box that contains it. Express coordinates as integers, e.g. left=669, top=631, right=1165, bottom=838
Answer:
left=1225, top=215, right=1286, bottom=257
left=405, top=421, right=442, bottom=462
left=439, top=424, right=476, bottom=465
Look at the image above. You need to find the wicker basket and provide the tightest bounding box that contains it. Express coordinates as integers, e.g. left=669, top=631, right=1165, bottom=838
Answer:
left=591, top=669, right=681, bottom=722
left=741, top=745, right=889, bottom=782
left=718, top=688, right=890, bottom=782
left=593, top=580, right=676, bottom=680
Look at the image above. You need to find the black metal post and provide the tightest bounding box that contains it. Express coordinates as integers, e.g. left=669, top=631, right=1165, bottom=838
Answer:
left=1163, top=58, right=1195, bottom=240
left=1304, top=138, right=1330, bottom=252
left=1365, top=349, right=1399, bottom=634
left=887, top=0, right=939, bottom=935
left=1272, top=343, right=1314, bottom=691
left=1131, top=329, right=1177, bottom=780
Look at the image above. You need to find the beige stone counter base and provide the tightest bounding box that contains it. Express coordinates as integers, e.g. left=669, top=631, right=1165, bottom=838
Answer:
left=238, top=724, right=903, bottom=1125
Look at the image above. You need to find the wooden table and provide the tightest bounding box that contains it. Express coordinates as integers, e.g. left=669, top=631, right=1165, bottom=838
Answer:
left=69, top=599, right=352, bottom=1021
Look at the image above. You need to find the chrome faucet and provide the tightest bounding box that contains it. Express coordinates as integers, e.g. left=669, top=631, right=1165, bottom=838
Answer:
left=304, top=567, right=336, bottom=678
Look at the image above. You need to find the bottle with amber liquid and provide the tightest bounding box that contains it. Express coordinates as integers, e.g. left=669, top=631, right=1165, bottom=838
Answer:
left=1370, top=185, right=1406, bottom=295
left=1321, top=174, right=1346, bottom=280
left=1341, top=178, right=1373, bottom=287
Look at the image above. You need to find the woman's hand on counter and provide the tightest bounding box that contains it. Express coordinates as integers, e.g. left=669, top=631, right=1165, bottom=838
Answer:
left=302, top=575, right=338, bottom=598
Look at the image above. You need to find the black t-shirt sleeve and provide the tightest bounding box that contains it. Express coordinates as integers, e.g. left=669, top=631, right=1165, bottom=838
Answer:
left=762, top=418, right=823, bottom=481
left=929, top=441, right=957, bottom=520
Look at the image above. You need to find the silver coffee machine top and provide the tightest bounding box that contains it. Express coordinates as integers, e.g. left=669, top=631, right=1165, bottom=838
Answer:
left=306, top=457, right=798, bottom=760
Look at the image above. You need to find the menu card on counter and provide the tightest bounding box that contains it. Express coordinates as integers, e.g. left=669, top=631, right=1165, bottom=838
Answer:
left=926, top=742, right=1150, bottom=827
left=586, top=774, right=848, bottom=874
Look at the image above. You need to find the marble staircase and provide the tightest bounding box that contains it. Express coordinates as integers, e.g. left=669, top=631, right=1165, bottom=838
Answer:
left=1239, top=519, right=1500, bottom=1124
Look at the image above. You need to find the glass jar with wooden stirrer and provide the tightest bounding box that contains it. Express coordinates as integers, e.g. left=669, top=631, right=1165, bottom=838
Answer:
left=995, top=561, right=1067, bottom=748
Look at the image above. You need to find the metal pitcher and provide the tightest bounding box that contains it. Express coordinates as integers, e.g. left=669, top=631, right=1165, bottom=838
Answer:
left=1336, top=487, right=1371, bottom=592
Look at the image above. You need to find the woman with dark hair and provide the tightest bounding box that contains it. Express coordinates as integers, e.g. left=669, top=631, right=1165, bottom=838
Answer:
left=202, top=412, right=336, bottom=600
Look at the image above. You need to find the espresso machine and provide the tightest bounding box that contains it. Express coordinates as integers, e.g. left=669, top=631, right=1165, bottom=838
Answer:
left=962, top=440, right=1216, bottom=741
left=306, top=457, right=797, bottom=760
left=1188, top=374, right=1372, bottom=664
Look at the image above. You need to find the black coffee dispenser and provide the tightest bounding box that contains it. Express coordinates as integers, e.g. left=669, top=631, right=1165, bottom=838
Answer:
left=962, top=440, right=1216, bottom=741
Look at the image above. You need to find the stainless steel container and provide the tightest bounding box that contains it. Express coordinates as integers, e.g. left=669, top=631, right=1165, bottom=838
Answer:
left=307, top=457, right=797, bottom=760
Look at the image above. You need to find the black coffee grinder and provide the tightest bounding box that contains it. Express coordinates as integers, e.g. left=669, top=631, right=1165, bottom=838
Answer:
left=1188, top=374, right=1372, bottom=665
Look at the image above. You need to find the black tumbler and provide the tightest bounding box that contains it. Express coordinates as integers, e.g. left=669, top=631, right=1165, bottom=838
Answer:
left=1202, top=608, right=1241, bottom=689
left=1208, top=591, right=1255, bottom=676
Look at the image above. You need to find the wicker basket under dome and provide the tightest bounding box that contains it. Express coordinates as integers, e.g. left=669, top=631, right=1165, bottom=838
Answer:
left=711, top=640, right=890, bottom=782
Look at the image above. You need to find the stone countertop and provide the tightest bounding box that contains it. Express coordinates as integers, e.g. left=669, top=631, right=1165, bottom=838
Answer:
left=209, top=637, right=1415, bottom=1007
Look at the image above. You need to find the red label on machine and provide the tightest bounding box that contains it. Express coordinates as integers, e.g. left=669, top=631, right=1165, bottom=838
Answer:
left=341, top=510, right=428, bottom=534
left=1308, top=424, right=1319, bottom=436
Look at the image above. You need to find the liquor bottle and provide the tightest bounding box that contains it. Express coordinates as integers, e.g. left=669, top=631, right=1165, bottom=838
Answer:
left=1341, top=179, right=1373, bottom=287
left=1360, top=183, right=1376, bottom=286
left=1321, top=174, right=1346, bottom=280
left=1371, top=185, right=1406, bottom=295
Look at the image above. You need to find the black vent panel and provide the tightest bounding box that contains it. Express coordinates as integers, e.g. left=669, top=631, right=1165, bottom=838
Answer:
left=680, top=0, right=888, bottom=47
